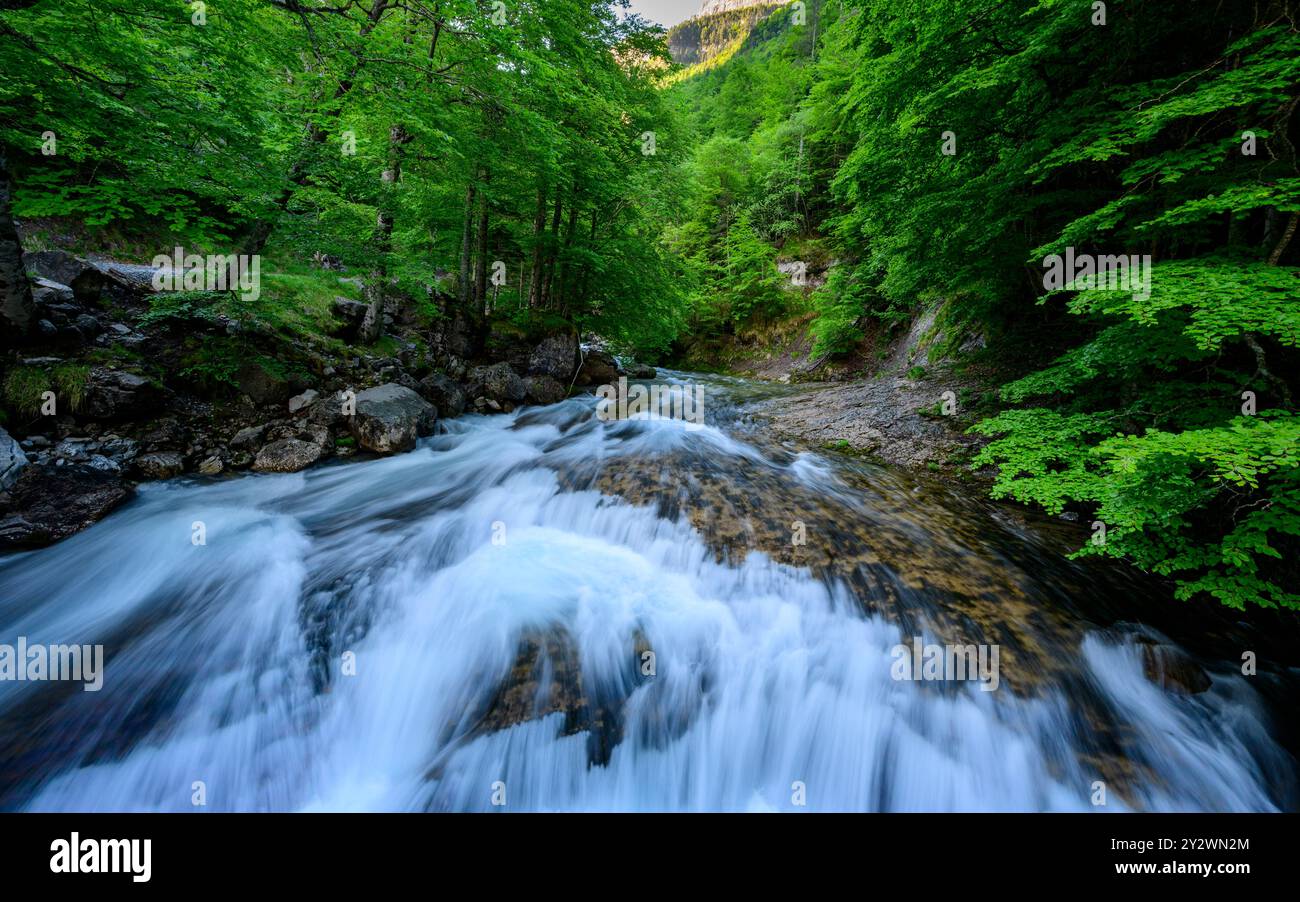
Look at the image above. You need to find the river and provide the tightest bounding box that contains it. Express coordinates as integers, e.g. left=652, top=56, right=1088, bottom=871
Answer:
left=0, top=371, right=1294, bottom=811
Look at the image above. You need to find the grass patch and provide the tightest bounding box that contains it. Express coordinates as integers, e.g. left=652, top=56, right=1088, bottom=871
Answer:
left=3, top=367, right=50, bottom=418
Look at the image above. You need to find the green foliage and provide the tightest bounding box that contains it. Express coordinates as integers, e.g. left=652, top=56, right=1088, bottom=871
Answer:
left=3, top=366, right=49, bottom=419
left=1, top=363, right=89, bottom=419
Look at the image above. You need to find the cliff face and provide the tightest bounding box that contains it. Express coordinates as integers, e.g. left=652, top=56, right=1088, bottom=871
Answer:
left=698, top=0, right=773, bottom=14
left=667, top=3, right=781, bottom=67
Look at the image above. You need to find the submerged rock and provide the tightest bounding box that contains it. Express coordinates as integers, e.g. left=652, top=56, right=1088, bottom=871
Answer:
left=1140, top=641, right=1212, bottom=695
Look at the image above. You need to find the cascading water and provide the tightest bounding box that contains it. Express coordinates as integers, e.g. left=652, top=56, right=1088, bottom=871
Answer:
left=0, top=372, right=1293, bottom=812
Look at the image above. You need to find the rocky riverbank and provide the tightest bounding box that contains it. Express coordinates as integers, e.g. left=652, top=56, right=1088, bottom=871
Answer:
left=708, top=307, right=996, bottom=472
left=0, top=251, right=638, bottom=550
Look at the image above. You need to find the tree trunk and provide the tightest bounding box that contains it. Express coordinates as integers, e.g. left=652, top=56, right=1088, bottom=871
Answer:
left=527, top=184, right=546, bottom=308
left=556, top=199, right=579, bottom=314
left=0, top=152, right=34, bottom=343
left=458, top=179, right=475, bottom=309
left=540, top=184, right=564, bottom=309
left=472, top=167, right=490, bottom=321
left=361, top=123, right=406, bottom=343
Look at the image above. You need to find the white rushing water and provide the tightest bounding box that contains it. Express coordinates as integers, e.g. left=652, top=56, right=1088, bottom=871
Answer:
left=0, top=381, right=1290, bottom=811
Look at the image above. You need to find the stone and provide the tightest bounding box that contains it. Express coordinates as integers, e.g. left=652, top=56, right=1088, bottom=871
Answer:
left=528, top=332, right=579, bottom=381
left=1140, top=642, right=1212, bottom=695
left=576, top=350, right=619, bottom=386
left=417, top=372, right=466, bottom=418
left=0, top=463, right=132, bottom=548
left=86, top=454, right=121, bottom=473
left=236, top=361, right=294, bottom=406
left=82, top=368, right=158, bottom=420
left=288, top=389, right=320, bottom=414
left=229, top=424, right=267, bottom=450
left=465, top=362, right=526, bottom=405
left=74, top=313, right=102, bottom=337
left=0, top=427, right=29, bottom=491
left=524, top=374, right=567, bottom=405
left=99, top=436, right=139, bottom=462
left=31, top=277, right=74, bottom=307
left=330, top=297, right=369, bottom=340
left=134, top=451, right=185, bottom=480
left=253, top=438, right=322, bottom=473
left=23, top=250, right=109, bottom=304
left=196, top=455, right=224, bottom=475
left=347, top=384, right=437, bottom=454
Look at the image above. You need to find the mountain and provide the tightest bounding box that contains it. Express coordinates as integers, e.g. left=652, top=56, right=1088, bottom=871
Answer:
left=666, top=2, right=781, bottom=67
left=698, top=0, right=774, bottom=14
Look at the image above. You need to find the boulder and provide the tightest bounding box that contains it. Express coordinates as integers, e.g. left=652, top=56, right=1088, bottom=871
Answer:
left=330, top=297, right=369, bottom=340
left=288, top=389, right=320, bottom=414
left=31, top=277, right=74, bottom=307
left=576, top=350, right=619, bottom=386
left=347, top=383, right=437, bottom=454
left=99, top=436, right=139, bottom=462
left=236, top=360, right=294, bottom=406
left=626, top=362, right=657, bottom=379
left=82, top=368, right=158, bottom=420
left=253, top=438, right=321, bottom=473
left=74, top=313, right=102, bottom=338
left=134, top=451, right=184, bottom=480
left=138, top=418, right=185, bottom=452
left=229, top=424, right=267, bottom=450
left=308, top=392, right=351, bottom=429
left=196, top=455, right=224, bottom=476
left=23, top=250, right=110, bottom=304
left=0, top=427, right=29, bottom=490
left=429, top=309, right=477, bottom=361
left=524, top=375, right=567, bottom=405
left=417, top=372, right=466, bottom=419
left=0, top=463, right=132, bottom=548
left=466, top=362, right=526, bottom=405
left=528, top=332, right=579, bottom=381
left=485, top=321, right=532, bottom=373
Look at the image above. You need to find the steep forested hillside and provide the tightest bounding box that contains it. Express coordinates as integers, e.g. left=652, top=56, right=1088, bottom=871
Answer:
left=653, top=0, right=1300, bottom=611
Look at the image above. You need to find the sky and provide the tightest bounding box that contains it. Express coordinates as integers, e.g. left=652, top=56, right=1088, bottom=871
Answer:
left=626, top=0, right=702, bottom=28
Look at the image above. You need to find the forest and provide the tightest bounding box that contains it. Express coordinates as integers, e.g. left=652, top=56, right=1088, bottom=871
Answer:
left=1, top=0, right=1298, bottom=618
